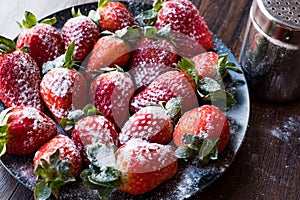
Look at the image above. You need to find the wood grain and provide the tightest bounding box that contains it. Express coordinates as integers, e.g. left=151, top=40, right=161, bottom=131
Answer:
left=1, top=0, right=299, bottom=200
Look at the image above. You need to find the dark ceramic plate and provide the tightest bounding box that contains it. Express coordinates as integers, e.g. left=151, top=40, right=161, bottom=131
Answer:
left=0, top=1, right=250, bottom=200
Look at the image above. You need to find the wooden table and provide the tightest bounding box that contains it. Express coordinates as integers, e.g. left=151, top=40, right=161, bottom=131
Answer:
left=0, top=0, right=299, bottom=199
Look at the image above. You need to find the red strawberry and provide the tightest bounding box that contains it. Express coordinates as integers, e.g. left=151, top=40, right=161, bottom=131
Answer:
left=40, top=42, right=88, bottom=124
left=84, top=35, right=131, bottom=83
left=60, top=104, right=120, bottom=166
left=155, top=0, right=213, bottom=57
left=0, top=36, right=44, bottom=111
left=16, top=11, right=63, bottom=68
left=62, top=10, right=99, bottom=62
left=81, top=139, right=178, bottom=197
left=191, top=51, right=219, bottom=79
left=129, top=37, right=177, bottom=91
left=191, top=52, right=242, bottom=81
left=0, top=106, right=57, bottom=156
left=130, top=70, right=198, bottom=114
left=173, top=105, right=230, bottom=162
left=33, top=134, right=82, bottom=199
left=119, top=98, right=181, bottom=145
left=97, top=0, right=135, bottom=32
left=40, top=68, right=87, bottom=123
left=90, top=69, right=134, bottom=128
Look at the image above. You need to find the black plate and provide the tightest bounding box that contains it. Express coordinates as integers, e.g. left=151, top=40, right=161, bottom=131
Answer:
left=0, top=1, right=250, bottom=200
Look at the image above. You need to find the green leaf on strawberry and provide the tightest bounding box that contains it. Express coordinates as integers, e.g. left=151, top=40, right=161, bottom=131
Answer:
left=34, top=149, right=76, bottom=200
left=0, top=36, right=16, bottom=55
left=42, top=41, right=76, bottom=74
left=174, top=133, right=219, bottom=167
left=60, top=104, right=102, bottom=131
left=178, top=57, right=199, bottom=85
left=40, top=17, right=57, bottom=25
left=17, top=11, right=57, bottom=29
left=71, top=7, right=83, bottom=18
left=115, top=25, right=142, bottom=47
left=135, top=0, right=164, bottom=26
left=98, top=0, right=111, bottom=7
left=81, top=143, right=120, bottom=199
left=218, top=54, right=243, bottom=78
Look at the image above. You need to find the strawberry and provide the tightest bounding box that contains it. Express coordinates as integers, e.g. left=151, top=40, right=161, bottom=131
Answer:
left=191, top=52, right=243, bottom=80
left=0, top=36, right=44, bottom=111
left=16, top=11, right=63, bottom=68
left=33, top=134, right=82, bottom=200
left=40, top=42, right=88, bottom=124
left=130, top=70, right=198, bottom=114
left=0, top=106, right=57, bottom=156
left=119, top=98, right=181, bottom=145
left=129, top=28, right=177, bottom=91
left=96, top=0, right=135, bottom=32
left=173, top=105, right=230, bottom=166
left=191, top=51, right=219, bottom=79
left=81, top=139, right=178, bottom=197
left=84, top=35, right=131, bottom=83
left=90, top=69, right=134, bottom=129
left=62, top=9, right=99, bottom=62
left=60, top=104, right=119, bottom=166
left=154, top=0, right=213, bottom=57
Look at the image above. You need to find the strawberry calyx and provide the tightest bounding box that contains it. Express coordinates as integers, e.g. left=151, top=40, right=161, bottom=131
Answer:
left=71, top=7, right=83, bottom=18
left=0, top=107, right=14, bottom=157
left=0, top=36, right=16, bottom=55
left=81, top=143, right=121, bottom=200
left=114, top=24, right=173, bottom=48
left=178, top=57, right=236, bottom=110
left=174, top=132, right=219, bottom=167
left=42, top=41, right=76, bottom=75
left=17, top=11, right=56, bottom=29
left=135, top=0, right=164, bottom=26
left=160, top=97, right=182, bottom=124
left=60, top=104, right=102, bottom=131
left=98, top=0, right=111, bottom=8
left=218, top=54, right=243, bottom=79
left=34, top=149, right=76, bottom=200
left=114, top=25, right=142, bottom=47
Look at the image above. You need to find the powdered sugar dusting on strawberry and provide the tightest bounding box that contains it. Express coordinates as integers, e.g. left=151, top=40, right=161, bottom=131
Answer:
left=40, top=67, right=87, bottom=122
left=0, top=50, right=43, bottom=111
left=34, top=135, right=82, bottom=177
left=119, top=106, right=173, bottom=144
left=156, top=0, right=213, bottom=53
left=99, top=2, right=135, bottom=32
left=49, top=68, right=73, bottom=97
left=75, top=115, right=118, bottom=147
left=16, top=23, right=63, bottom=67
left=62, top=16, right=99, bottom=61
left=116, top=139, right=177, bottom=173
left=91, top=71, right=134, bottom=128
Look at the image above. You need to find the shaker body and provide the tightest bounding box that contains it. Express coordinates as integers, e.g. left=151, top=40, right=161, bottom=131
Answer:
left=239, top=0, right=300, bottom=102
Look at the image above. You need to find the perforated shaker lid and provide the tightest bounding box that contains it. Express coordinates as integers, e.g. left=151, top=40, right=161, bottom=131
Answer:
left=251, top=0, right=300, bottom=45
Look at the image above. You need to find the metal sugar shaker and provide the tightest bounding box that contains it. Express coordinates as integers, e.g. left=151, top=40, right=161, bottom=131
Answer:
left=239, top=0, right=300, bottom=102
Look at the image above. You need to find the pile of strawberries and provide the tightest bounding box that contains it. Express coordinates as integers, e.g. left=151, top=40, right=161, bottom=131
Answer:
left=0, top=0, right=240, bottom=199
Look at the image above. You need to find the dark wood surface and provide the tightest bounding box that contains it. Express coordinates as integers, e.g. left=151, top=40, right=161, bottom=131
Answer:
left=1, top=0, right=299, bottom=199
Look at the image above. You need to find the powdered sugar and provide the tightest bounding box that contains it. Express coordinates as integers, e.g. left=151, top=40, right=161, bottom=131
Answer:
left=116, top=139, right=176, bottom=173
